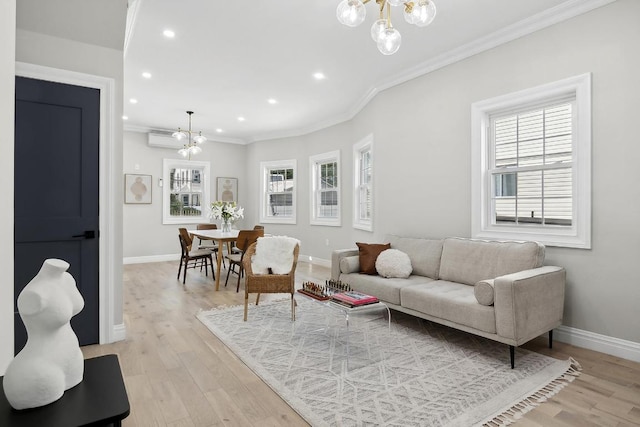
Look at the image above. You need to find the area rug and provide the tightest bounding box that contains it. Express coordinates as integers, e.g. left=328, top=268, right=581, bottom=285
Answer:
left=197, top=299, right=580, bottom=427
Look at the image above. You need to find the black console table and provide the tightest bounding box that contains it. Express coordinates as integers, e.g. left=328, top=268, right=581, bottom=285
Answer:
left=0, top=354, right=130, bottom=426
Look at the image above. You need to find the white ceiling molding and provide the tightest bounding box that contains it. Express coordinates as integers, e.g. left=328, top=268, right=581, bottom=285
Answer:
left=248, top=0, right=617, bottom=144
left=124, top=0, right=143, bottom=58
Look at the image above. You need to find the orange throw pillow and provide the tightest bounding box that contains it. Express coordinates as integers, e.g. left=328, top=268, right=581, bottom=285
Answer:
left=356, top=242, right=391, bottom=275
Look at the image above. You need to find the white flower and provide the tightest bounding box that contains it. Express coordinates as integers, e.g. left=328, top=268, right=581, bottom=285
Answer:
left=209, top=201, right=244, bottom=222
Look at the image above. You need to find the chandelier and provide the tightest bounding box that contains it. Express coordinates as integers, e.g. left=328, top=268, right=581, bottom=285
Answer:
left=336, top=0, right=436, bottom=55
left=172, top=111, right=206, bottom=159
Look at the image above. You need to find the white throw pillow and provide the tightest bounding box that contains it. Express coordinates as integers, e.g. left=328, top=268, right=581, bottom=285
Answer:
left=375, top=249, right=412, bottom=279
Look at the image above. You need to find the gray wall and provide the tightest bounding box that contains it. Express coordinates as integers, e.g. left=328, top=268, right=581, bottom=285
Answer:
left=121, top=1, right=639, bottom=346
left=241, top=1, right=640, bottom=344
left=15, top=29, right=126, bottom=326
left=123, top=131, right=249, bottom=258
left=0, top=0, right=16, bottom=375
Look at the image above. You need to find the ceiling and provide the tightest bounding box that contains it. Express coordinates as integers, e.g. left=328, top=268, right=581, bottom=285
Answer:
left=16, top=0, right=609, bottom=144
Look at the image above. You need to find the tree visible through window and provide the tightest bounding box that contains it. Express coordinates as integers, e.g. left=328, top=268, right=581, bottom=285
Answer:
left=310, top=150, right=340, bottom=226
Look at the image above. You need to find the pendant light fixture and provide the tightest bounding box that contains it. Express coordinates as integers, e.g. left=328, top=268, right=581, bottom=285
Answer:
left=172, top=111, right=206, bottom=159
left=337, top=0, right=437, bottom=55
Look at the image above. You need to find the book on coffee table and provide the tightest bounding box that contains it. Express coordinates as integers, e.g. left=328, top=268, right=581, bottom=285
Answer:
left=331, top=291, right=379, bottom=307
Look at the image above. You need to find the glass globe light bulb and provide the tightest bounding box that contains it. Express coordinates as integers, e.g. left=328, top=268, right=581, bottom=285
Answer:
left=403, top=2, right=418, bottom=24
left=178, top=147, right=188, bottom=157
left=172, top=129, right=187, bottom=141
left=336, top=0, right=366, bottom=27
left=377, top=27, right=401, bottom=55
left=370, top=19, right=387, bottom=42
left=414, top=0, right=436, bottom=27
left=190, top=145, right=202, bottom=155
left=194, top=132, right=206, bottom=144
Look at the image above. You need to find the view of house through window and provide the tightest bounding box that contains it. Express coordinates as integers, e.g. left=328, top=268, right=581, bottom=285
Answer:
left=162, top=159, right=210, bottom=225
left=353, top=135, right=373, bottom=231
left=310, top=150, right=340, bottom=226
left=260, top=160, right=297, bottom=224
left=491, top=102, right=573, bottom=226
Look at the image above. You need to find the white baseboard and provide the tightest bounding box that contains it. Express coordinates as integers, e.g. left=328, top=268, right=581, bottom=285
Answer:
left=124, top=253, right=180, bottom=264
left=111, top=323, right=127, bottom=343
left=555, top=325, right=640, bottom=363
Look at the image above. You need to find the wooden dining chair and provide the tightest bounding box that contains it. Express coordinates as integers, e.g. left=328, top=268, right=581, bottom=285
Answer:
left=196, top=223, right=225, bottom=268
left=231, top=225, right=264, bottom=254
left=224, top=229, right=264, bottom=292
left=177, top=228, right=215, bottom=285
left=242, top=239, right=300, bottom=321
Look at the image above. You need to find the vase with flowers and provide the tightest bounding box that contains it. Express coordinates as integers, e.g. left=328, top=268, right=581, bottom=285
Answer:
left=209, top=201, right=244, bottom=232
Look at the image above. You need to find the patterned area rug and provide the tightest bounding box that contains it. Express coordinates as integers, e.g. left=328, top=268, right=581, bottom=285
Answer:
left=197, top=299, right=580, bottom=427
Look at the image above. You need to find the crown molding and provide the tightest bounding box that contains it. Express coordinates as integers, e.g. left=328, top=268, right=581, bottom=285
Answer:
left=124, top=0, right=144, bottom=58
left=248, top=0, right=617, bottom=144
left=124, top=123, right=247, bottom=145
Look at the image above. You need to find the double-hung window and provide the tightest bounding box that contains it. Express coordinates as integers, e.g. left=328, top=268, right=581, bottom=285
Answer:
left=353, top=135, right=373, bottom=231
left=471, top=74, right=591, bottom=248
left=162, top=159, right=210, bottom=225
left=260, top=159, right=296, bottom=224
left=310, top=150, right=340, bottom=226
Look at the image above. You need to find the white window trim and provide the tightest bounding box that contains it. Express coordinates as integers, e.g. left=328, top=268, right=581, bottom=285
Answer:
left=471, top=73, right=591, bottom=249
left=259, top=159, right=297, bottom=225
left=310, top=150, right=341, bottom=227
left=353, top=135, right=373, bottom=232
left=162, top=159, right=211, bottom=225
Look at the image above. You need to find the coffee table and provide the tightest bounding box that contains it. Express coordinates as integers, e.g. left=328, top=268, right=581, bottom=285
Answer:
left=294, top=291, right=391, bottom=368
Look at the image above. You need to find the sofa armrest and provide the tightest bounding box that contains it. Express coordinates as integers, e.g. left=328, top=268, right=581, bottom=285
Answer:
left=494, top=266, right=566, bottom=345
left=331, top=248, right=359, bottom=280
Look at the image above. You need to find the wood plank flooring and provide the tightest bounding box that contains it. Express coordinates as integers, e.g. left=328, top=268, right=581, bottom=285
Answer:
left=82, top=261, right=640, bottom=426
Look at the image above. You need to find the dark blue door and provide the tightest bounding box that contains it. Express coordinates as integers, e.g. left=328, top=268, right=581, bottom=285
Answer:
left=14, top=76, right=100, bottom=351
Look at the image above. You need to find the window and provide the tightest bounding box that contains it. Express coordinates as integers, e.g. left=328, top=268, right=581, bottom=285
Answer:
left=310, top=150, right=341, bottom=226
left=353, top=135, right=373, bottom=231
left=260, top=159, right=296, bottom=224
left=471, top=74, right=591, bottom=248
left=162, top=159, right=210, bottom=225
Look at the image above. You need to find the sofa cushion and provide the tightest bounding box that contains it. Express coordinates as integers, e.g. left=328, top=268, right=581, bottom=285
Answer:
left=339, top=256, right=360, bottom=274
left=375, top=249, right=412, bottom=278
left=386, top=235, right=443, bottom=279
left=401, top=280, right=497, bottom=334
left=340, top=272, right=434, bottom=306
left=474, top=279, right=495, bottom=306
left=439, top=238, right=545, bottom=286
left=356, top=242, right=391, bottom=275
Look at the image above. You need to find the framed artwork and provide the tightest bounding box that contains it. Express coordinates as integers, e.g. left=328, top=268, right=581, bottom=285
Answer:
left=217, top=177, right=238, bottom=202
left=125, top=174, right=152, bottom=204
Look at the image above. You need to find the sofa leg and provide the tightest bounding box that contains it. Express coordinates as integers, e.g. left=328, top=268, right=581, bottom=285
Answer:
left=510, top=346, right=515, bottom=369
left=549, top=330, right=553, bottom=349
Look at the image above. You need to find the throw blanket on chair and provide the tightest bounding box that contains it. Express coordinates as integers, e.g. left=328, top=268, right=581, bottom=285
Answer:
left=251, top=236, right=300, bottom=274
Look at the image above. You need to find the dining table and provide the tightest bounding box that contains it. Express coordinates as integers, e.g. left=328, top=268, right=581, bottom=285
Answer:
left=187, top=228, right=239, bottom=291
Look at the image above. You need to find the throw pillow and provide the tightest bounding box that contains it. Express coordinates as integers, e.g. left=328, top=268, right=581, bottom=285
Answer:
left=339, top=256, right=360, bottom=274
left=356, top=242, right=391, bottom=275
left=375, top=249, right=413, bottom=278
left=474, top=279, right=495, bottom=306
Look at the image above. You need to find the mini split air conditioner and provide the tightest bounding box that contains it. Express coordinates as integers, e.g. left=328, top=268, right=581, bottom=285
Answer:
left=147, top=132, right=184, bottom=149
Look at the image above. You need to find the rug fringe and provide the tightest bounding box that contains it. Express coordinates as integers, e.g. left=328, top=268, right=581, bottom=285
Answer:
left=483, top=358, right=582, bottom=426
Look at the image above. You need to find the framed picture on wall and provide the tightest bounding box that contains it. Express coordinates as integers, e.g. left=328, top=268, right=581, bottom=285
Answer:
left=216, top=177, right=238, bottom=202
left=124, top=174, right=152, bottom=204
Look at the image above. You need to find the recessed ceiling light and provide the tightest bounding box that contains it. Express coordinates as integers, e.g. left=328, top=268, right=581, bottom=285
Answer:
left=122, top=115, right=128, bottom=120
left=216, top=128, right=223, bottom=133
left=141, top=72, right=152, bottom=79
left=129, top=98, right=138, bottom=104
left=313, top=72, right=326, bottom=80
left=237, top=116, right=245, bottom=122
left=163, top=29, right=175, bottom=38
left=267, top=98, right=278, bottom=105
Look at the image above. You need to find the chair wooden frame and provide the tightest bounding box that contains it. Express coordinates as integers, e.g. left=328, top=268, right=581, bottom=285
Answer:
left=242, top=242, right=300, bottom=321
left=196, top=223, right=226, bottom=268
left=224, top=229, right=264, bottom=292
left=178, top=228, right=215, bottom=285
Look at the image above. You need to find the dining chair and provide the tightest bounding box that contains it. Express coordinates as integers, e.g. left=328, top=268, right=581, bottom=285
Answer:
left=178, top=228, right=215, bottom=285
left=242, top=238, right=300, bottom=321
left=231, top=225, right=264, bottom=255
left=224, top=229, right=264, bottom=292
left=196, top=223, right=225, bottom=268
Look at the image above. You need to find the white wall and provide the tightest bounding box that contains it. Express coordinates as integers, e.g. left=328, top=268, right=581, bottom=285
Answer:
left=15, top=29, right=126, bottom=326
left=0, top=0, right=16, bottom=375
left=242, top=1, right=640, bottom=344
left=123, top=131, right=249, bottom=259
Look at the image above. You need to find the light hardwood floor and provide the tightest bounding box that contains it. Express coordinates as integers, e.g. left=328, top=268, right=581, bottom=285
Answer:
left=82, top=261, right=640, bottom=427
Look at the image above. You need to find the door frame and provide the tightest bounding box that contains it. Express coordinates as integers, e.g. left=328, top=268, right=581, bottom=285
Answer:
left=15, top=61, right=123, bottom=344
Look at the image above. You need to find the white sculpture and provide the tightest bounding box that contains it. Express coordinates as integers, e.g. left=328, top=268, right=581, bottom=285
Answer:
left=3, top=259, right=85, bottom=410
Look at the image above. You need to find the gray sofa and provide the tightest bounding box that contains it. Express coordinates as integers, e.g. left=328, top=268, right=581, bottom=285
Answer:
left=331, top=236, right=566, bottom=368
